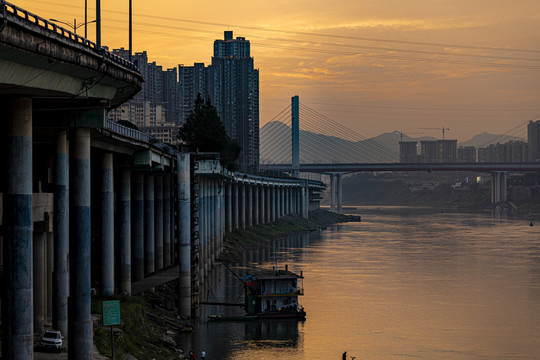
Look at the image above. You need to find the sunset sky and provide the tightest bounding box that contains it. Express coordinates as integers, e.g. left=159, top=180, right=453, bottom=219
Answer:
left=15, top=0, right=540, bottom=142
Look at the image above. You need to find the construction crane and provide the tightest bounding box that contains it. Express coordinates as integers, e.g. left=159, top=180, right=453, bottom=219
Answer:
left=395, top=130, right=425, bottom=142
left=420, top=126, right=450, bottom=140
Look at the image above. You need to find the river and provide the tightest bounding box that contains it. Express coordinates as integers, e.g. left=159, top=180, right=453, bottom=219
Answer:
left=180, top=206, right=540, bottom=359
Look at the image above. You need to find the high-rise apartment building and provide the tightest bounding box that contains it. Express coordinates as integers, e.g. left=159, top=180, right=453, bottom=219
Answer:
left=110, top=49, right=179, bottom=144
left=178, top=63, right=209, bottom=124
left=178, top=31, right=260, bottom=171
left=209, top=31, right=260, bottom=171
left=528, top=120, right=540, bottom=162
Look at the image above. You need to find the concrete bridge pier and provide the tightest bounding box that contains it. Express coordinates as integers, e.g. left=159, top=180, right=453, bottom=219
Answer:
left=3, top=97, right=34, bottom=359
left=69, top=127, right=93, bottom=360
left=132, top=173, right=145, bottom=282
left=337, top=173, right=343, bottom=214
left=233, top=183, right=239, bottom=229
left=302, top=184, right=309, bottom=219
left=211, top=179, right=217, bottom=265
left=240, top=183, right=246, bottom=229
left=177, top=154, right=191, bottom=318
left=253, top=186, right=259, bottom=225
left=101, top=153, right=114, bottom=296
left=163, top=176, right=171, bottom=268
left=226, top=182, right=232, bottom=232
left=247, top=185, right=253, bottom=226
left=33, top=231, right=46, bottom=333
left=155, top=175, right=164, bottom=271
left=491, top=172, right=508, bottom=204
left=144, top=174, right=155, bottom=276
left=260, top=186, right=266, bottom=224
left=119, top=170, right=132, bottom=295
left=330, top=174, right=336, bottom=212
left=53, top=130, right=69, bottom=336
left=199, top=179, right=206, bottom=283
left=266, top=186, right=272, bottom=222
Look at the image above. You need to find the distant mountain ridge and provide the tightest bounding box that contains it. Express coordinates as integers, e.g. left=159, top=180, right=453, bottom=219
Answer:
left=458, top=132, right=525, bottom=148
left=259, top=122, right=526, bottom=164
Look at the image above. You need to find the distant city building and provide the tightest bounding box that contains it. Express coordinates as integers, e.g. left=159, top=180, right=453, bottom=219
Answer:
left=528, top=120, right=540, bottom=162
left=437, top=140, right=457, bottom=163
left=109, top=49, right=179, bottom=145
left=178, top=63, right=209, bottom=124
left=420, top=140, right=437, bottom=162
left=420, top=139, right=457, bottom=162
left=210, top=31, right=259, bottom=171
left=178, top=31, right=260, bottom=171
left=110, top=33, right=261, bottom=168
left=458, top=146, right=476, bottom=163
left=477, top=141, right=528, bottom=163
left=399, top=141, right=418, bottom=163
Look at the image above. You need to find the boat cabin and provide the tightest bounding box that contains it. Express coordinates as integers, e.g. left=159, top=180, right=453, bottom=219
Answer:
left=243, top=266, right=305, bottom=319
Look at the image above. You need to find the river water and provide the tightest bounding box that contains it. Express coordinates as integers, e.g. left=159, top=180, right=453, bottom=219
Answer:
left=180, top=206, right=540, bottom=360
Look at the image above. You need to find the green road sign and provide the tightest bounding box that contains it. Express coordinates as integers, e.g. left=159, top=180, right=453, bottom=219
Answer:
left=102, top=300, right=121, bottom=326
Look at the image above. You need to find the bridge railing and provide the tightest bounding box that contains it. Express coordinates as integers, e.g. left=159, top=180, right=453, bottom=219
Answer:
left=104, top=119, right=178, bottom=154
left=1, top=1, right=138, bottom=72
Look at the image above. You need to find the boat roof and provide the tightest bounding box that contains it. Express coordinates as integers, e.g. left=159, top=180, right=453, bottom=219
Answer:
left=245, top=268, right=303, bottom=280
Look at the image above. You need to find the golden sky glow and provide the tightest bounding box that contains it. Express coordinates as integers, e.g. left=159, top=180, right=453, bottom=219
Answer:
left=14, top=0, right=540, bottom=141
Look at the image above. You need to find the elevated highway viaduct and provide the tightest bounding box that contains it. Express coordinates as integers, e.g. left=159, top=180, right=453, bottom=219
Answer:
left=0, top=3, right=324, bottom=358
left=260, top=162, right=540, bottom=212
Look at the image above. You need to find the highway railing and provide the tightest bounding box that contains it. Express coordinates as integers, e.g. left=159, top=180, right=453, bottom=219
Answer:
left=104, top=119, right=178, bottom=154
left=1, top=1, right=139, bottom=72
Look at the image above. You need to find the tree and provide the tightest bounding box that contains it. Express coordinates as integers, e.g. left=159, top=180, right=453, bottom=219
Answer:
left=178, top=94, right=240, bottom=170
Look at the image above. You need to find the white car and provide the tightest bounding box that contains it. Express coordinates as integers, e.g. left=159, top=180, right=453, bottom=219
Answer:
left=40, top=330, right=64, bottom=351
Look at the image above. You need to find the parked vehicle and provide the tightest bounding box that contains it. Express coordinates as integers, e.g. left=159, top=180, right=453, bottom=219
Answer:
left=40, top=330, right=64, bottom=351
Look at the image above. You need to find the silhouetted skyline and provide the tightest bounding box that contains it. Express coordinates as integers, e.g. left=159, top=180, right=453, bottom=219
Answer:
left=19, top=0, right=540, bottom=141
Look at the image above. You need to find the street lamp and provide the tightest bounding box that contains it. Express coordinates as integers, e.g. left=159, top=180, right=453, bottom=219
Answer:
left=49, top=18, right=97, bottom=36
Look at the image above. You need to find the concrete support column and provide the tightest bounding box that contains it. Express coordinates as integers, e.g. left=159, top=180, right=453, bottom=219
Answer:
left=53, top=130, right=69, bottom=336
left=271, top=186, right=276, bottom=222
left=4, top=97, right=33, bottom=359
left=33, top=232, right=46, bottom=333
left=280, top=187, right=285, bottom=218
left=239, top=183, right=246, bottom=229
left=101, top=153, right=114, bottom=296
left=259, top=186, right=265, bottom=224
left=330, top=173, right=336, bottom=212
left=132, top=173, right=145, bottom=281
left=119, top=170, right=131, bottom=294
left=266, top=186, right=271, bottom=222
left=46, top=231, right=53, bottom=322
left=69, top=127, right=92, bottom=360
left=302, top=184, right=309, bottom=219
left=200, top=179, right=207, bottom=281
left=210, top=180, right=216, bottom=265
left=247, top=185, right=253, bottom=226
left=253, top=186, right=259, bottom=225
left=500, top=172, right=507, bottom=202
left=177, top=154, right=191, bottom=318
left=337, top=173, right=343, bottom=214
left=233, top=183, right=239, bottom=229
left=155, top=175, right=164, bottom=271
left=163, top=176, right=171, bottom=268
left=145, top=174, right=155, bottom=275
left=213, top=179, right=219, bottom=261
left=226, top=182, right=232, bottom=232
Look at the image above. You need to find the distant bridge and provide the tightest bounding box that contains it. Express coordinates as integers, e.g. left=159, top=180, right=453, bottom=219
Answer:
left=260, top=162, right=540, bottom=173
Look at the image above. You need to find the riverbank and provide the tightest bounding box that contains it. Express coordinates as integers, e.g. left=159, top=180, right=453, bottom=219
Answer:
left=91, top=210, right=356, bottom=360
left=220, top=210, right=360, bottom=262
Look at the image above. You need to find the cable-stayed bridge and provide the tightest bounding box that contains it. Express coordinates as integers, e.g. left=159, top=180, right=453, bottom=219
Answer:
left=260, top=96, right=540, bottom=210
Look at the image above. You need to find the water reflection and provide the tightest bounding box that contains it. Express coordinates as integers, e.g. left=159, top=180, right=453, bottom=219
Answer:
left=183, top=206, right=540, bottom=360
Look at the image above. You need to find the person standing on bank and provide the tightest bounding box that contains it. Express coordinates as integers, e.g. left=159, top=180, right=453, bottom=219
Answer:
left=342, top=351, right=347, bottom=360
left=201, top=350, right=207, bottom=359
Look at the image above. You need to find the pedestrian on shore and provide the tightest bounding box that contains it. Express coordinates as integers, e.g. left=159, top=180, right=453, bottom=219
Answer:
left=188, top=350, right=195, bottom=360
left=342, top=351, right=347, bottom=360
left=201, top=350, right=207, bottom=359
